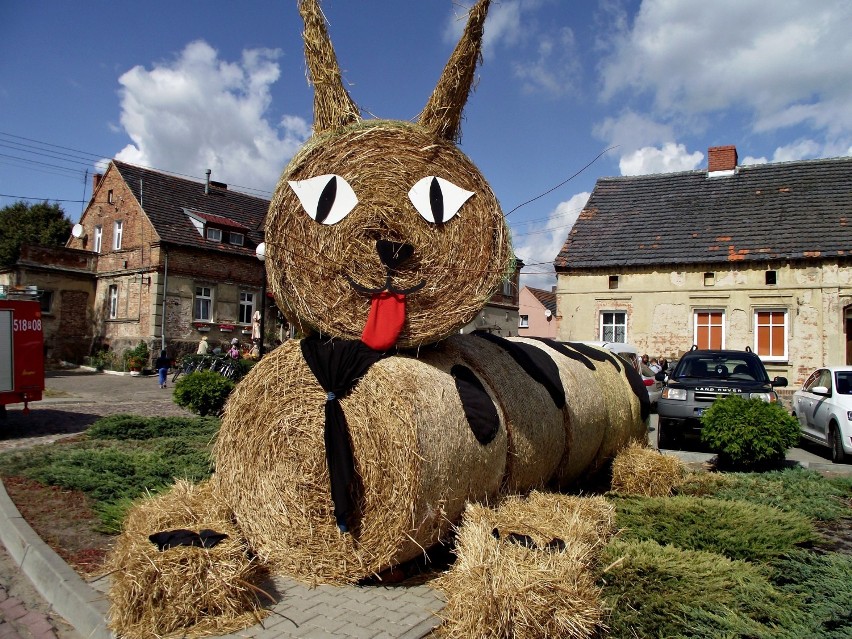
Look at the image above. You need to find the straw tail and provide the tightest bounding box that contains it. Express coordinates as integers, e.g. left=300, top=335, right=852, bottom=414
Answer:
left=299, top=0, right=361, bottom=133
left=419, top=0, right=491, bottom=142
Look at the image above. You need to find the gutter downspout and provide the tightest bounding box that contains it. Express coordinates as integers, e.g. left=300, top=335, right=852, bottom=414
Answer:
left=160, top=249, right=169, bottom=352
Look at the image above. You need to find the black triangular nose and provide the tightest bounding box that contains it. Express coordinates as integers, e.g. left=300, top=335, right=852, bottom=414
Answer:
left=376, top=240, right=414, bottom=270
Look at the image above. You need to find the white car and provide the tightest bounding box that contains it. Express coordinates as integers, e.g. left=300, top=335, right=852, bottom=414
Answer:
left=791, top=367, right=852, bottom=463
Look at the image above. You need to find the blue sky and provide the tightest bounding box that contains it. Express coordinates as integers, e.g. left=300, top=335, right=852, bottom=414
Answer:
left=2, top=0, right=851, bottom=289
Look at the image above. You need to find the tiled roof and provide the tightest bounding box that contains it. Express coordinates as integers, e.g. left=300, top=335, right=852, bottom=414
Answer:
left=554, top=156, right=852, bottom=270
left=527, top=287, right=557, bottom=314
left=113, top=160, right=269, bottom=255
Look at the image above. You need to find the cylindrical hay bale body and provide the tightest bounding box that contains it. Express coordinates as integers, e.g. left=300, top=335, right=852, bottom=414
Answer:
left=445, top=334, right=565, bottom=493
left=507, top=338, right=646, bottom=486
left=213, top=337, right=645, bottom=584
left=213, top=340, right=507, bottom=585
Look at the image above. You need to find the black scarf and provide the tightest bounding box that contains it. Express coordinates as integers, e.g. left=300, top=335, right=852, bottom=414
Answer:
left=300, top=336, right=386, bottom=531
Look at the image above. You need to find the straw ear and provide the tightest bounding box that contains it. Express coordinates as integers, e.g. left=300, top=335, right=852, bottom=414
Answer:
left=419, top=0, right=491, bottom=142
left=299, top=0, right=361, bottom=133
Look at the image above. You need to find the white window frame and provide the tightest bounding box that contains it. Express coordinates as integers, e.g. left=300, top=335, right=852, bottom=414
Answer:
left=113, top=220, right=123, bottom=250
left=108, top=284, right=118, bottom=319
left=94, top=225, right=103, bottom=253
left=754, top=308, right=788, bottom=361
left=206, top=227, right=222, bottom=242
left=239, top=291, right=255, bottom=325
left=229, top=232, right=245, bottom=246
left=599, top=311, right=627, bottom=343
left=194, top=286, right=213, bottom=322
left=693, top=309, right=726, bottom=350
left=502, top=279, right=514, bottom=297
left=518, top=314, right=529, bottom=328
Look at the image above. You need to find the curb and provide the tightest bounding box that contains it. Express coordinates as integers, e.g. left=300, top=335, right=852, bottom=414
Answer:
left=0, top=480, right=112, bottom=639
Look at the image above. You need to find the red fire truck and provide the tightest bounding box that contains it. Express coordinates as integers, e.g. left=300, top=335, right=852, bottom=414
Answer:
left=0, top=291, right=45, bottom=417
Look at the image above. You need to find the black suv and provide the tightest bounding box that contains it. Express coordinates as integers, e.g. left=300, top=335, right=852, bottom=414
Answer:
left=655, top=347, right=788, bottom=447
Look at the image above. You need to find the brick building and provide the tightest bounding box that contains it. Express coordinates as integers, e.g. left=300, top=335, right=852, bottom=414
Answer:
left=554, top=146, right=852, bottom=386
left=47, top=160, right=273, bottom=362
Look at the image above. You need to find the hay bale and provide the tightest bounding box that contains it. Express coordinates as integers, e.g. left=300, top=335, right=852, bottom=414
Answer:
left=446, top=335, right=565, bottom=492
left=507, top=339, right=646, bottom=486
left=610, top=440, right=686, bottom=497
left=435, top=495, right=614, bottom=639
left=107, top=480, right=268, bottom=639
left=265, top=120, right=512, bottom=349
left=213, top=339, right=507, bottom=585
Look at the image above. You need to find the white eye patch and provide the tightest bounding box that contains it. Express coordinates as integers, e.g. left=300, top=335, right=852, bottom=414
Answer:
left=288, top=174, right=358, bottom=225
left=408, top=176, right=474, bottom=224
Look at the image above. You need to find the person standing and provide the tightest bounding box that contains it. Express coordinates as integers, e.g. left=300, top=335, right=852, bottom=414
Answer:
left=227, top=338, right=240, bottom=360
left=197, top=335, right=209, bottom=355
left=155, top=349, right=171, bottom=389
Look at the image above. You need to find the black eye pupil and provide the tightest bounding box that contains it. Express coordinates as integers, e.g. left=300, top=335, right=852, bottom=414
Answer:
left=315, top=176, right=337, bottom=224
left=429, top=177, right=444, bottom=224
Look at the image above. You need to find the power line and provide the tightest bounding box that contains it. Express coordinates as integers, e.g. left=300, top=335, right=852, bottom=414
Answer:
left=0, top=193, right=87, bottom=203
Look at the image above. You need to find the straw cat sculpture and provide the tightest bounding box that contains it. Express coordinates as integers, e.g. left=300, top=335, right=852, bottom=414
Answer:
left=211, top=0, right=647, bottom=584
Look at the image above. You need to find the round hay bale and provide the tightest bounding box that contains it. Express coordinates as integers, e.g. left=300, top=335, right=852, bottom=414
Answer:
left=507, top=339, right=646, bottom=486
left=445, top=334, right=565, bottom=492
left=213, top=339, right=507, bottom=585
left=106, top=480, right=267, bottom=639
left=610, top=440, right=687, bottom=497
left=435, top=498, right=611, bottom=639
left=265, top=120, right=512, bottom=348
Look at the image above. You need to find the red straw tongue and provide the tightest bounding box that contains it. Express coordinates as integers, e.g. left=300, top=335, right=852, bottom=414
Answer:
left=360, top=291, right=406, bottom=351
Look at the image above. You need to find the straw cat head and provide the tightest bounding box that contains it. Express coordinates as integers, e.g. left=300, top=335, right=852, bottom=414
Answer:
left=266, top=0, right=511, bottom=349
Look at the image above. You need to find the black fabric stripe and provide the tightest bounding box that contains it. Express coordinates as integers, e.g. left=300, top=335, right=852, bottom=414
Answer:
left=621, top=361, right=651, bottom=422
left=527, top=337, right=596, bottom=371
left=563, top=341, right=623, bottom=372
left=473, top=331, right=565, bottom=409
left=537, top=339, right=648, bottom=421
left=451, top=364, right=500, bottom=445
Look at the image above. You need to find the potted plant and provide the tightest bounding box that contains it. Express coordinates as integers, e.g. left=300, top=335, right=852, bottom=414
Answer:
left=127, top=355, right=145, bottom=376
left=124, top=341, right=150, bottom=376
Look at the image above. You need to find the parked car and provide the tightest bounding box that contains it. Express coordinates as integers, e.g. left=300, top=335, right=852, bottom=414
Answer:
left=791, top=367, right=852, bottom=463
left=655, top=346, right=788, bottom=448
left=639, top=363, right=663, bottom=408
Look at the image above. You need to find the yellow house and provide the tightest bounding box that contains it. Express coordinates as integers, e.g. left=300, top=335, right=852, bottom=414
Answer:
left=554, top=145, right=852, bottom=386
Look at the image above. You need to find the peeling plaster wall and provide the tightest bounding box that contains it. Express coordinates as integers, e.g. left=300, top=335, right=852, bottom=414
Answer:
left=556, top=261, right=852, bottom=385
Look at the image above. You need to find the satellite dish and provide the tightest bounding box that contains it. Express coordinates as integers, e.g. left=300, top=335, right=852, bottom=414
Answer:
left=255, top=242, right=266, bottom=262
left=71, top=223, right=85, bottom=238
left=544, top=309, right=552, bottom=318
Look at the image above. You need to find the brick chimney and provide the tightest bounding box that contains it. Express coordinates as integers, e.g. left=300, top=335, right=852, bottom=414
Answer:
left=708, top=145, right=738, bottom=172
left=92, top=173, right=103, bottom=193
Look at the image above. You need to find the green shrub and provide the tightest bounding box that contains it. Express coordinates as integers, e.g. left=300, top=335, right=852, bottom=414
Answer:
left=700, top=394, right=800, bottom=470
left=173, top=370, right=235, bottom=416
left=87, top=414, right=220, bottom=440
left=600, top=539, right=804, bottom=638
left=614, top=495, right=815, bottom=562
left=770, top=548, right=852, bottom=638
left=679, top=467, right=852, bottom=521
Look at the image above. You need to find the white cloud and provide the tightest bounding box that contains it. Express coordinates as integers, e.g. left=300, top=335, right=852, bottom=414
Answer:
left=619, top=142, right=703, bottom=176
left=598, top=0, right=852, bottom=145
left=513, top=191, right=590, bottom=289
left=115, top=40, right=309, bottom=194
left=512, top=27, right=580, bottom=95
left=593, top=110, right=675, bottom=156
